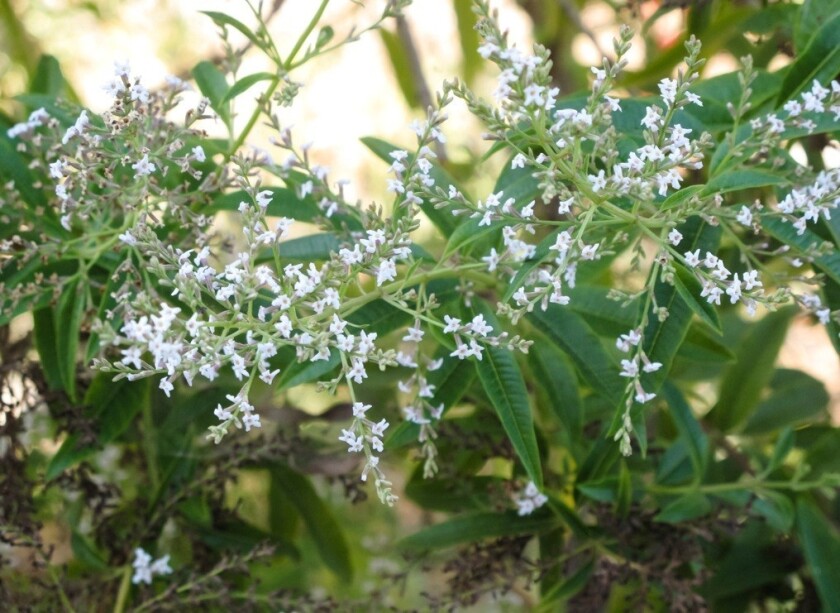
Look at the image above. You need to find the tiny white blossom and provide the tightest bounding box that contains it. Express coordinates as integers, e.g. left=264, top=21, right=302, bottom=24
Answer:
left=132, top=154, right=156, bottom=178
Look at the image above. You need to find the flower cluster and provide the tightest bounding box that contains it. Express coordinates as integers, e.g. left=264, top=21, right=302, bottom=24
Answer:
left=513, top=481, right=548, bottom=516
left=131, top=547, right=172, bottom=585
left=338, top=402, right=396, bottom=505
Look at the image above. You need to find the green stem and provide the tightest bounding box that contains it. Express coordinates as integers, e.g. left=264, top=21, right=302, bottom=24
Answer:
left=227, top=0, right=330, bottom=157
left=649, top=478, right=833, bottom=495
left=112, top=565, right=132, bottom=613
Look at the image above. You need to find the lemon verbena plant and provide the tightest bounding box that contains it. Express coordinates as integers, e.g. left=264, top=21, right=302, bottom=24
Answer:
left=2, top=0, right=840, bottom=609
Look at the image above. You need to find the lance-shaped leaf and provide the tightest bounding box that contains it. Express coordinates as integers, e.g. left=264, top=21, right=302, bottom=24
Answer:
left=472, top=300, right=542, bottom=487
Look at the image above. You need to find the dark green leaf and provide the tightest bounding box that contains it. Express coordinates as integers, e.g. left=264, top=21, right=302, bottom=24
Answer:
left=707, top=307, right=797, bottom=433
left=763, top=216, right=840, bottom=286
left=276, top=349, right=339, bottom=390
left=472, top=301, right=542, bottom=486
left=399, top=511, right=559, bottom=551
left=71, top=531, right=108, bottom=570
left=45, top=435, right=95, bottom=481
left=269, top=463, right=352, bottom=581
left=528, top=306, right=623, bottom=405
left=794, top=0, right=840, bottom=53
left=277, top=233, right=341, bottom=261
left=654, top=492, right=712, bottom=523
left=639, top=217, right=722, bottom=392
left=405, top=475, right=499, bottom=512
left=529, top=343, right=582, bottom=437
left=742, top=369, right=829, bottom=435
left=753, top=491, right=794, bottom=533
left=32, top=307, right=63, bottom=390
left=703, top=169, right=789, bottom=195
left=797, top=498, right=840, bottom=611
left=662, top=382, right=709, bottom=479
left=777, top=12, right=840, bottom=105
left=55, top=280, right=85, bottom=401
left=672, top=263, right=722, bottom=333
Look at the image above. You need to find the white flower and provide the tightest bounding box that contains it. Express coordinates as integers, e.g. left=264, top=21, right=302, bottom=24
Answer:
left=442, top=315, right=461, bottom=334
left=132, top=548, right=172, bottom=585
left=376, top=258, right=397, bottom=286
left=685, top=91, right=703, bottom=106
left=684, top=249, right=701, bottom=267
left=736, top=206, right=753, bottom=227
left=403, top=326, right=424, bottom=342
left=668, top=229, right=683, bottom=246
left=468, top=314, right=493, bottom=337
left=352, top=402, right=371, bottom=418
left=658, top=78, right=678, bottom=106
left=132, top=154, right=156, bottom=178
left=514, top=480, right=548, bottom=516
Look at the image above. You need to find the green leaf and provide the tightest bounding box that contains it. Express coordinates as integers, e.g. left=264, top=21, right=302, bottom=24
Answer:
left=797, top=498, right=840, bottom=611
left=765, top=427, right=795, bottom=476
left=640, top=217, right=722, bottom=393
left=45, top=435, right=95, bottom=481
left=661, top=184, right=705, bottom=211
left=378, top=28, right=420, bottom=108
left=55, top=280, right=85, bottom=401
left=707, top=307, right=797, bottom=433
left=441, top=217, right=498, bottom=259
left=776, top=12, right=840, bottom=106
left=399, top=511, right=559, bottom=551
left=71, top=530, right=108, bottom=570
left=30, top=55, right=65, bottom=98
left=45, top=376, right=150, bottom=480
left=201, top=11, right=264, bottom=50
left=84, top=374, right=150, bottom=442
left=192, top=61, right=230, bottom=127
left=315, top=25, right=334, bottom=50
left=676, top=323, right=736, bottom=364
left=654, top=492, right=712, bottom=523
left=269, top=463, right=353, bottom=581
left=699, top=523, right=797, bottom=600
left=703, top=169, right=789, bottom=195
left=405, top=475, right=499, bottom=512
left=662, top=382, right=709, bottom=479
left=529, top=343, right=582, bottom=437
left=540, top=558, right=596, bottom=606
left=472, top=301, right=542, bottom=486
left=794, top=0, right=840, bottom=53
left=347, top=299, right=412, bottom=337
left=503, top=229, right=560, bottom=303
left=453, top=0, right=481, bottom=83
left=277, top=233, right=341, bottom=261
left=753, top=491, right=794, bottom=533
left=741, top=369, right=829, bottom=435
left=672, top=263, right=722, bottom=333
left=276, top=348, right=340, bottom=390
left=763, top=216, right=840, bottom=286
left=32, top=307, right=63, bottom=391
left=221, top=72, right=276, bottom=103
left=527, top=306, right=623, bottom=405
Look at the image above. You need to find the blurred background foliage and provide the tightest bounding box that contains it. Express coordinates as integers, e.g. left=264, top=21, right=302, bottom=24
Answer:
left=2, top=0, right=840, bottom=610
